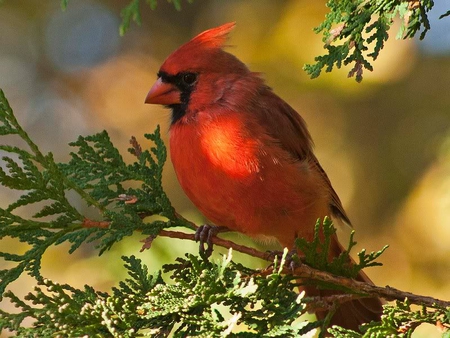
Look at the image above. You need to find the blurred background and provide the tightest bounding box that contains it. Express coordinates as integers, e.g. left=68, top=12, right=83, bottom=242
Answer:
left=0, top=1, right=449, bottom=336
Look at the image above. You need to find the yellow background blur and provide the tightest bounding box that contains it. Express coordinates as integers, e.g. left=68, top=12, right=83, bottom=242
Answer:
left=1, top=1, right=449, bottom=337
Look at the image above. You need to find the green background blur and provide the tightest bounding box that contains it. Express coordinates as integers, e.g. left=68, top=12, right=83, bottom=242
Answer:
left=1, top=1, right=449, bottom=337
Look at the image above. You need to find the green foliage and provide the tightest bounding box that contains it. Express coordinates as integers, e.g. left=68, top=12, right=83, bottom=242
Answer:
left=304, top=0, right=444, bottom=82
left=60, top=0, right=194, bottom=34
left=0, top=89, right=189, bottom=297
left=120, top=0, right=145, bottom=36
left=440, top=10, right=450, bottom=19
left=60, top=0, right=69, bottom=10
left=0, top=255, right=163, bottom=336
left=119, top=0, right=194, bottom=35
left=0, top=251, right=313, bottom=337
left=295, top=217, right=388, bottom=280
left=329, top=299, right=450, bottom=337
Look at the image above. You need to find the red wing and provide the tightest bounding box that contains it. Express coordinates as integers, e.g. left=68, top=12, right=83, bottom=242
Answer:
left=256, top=87, right=351, bottom=225
left=310, top=153, right=352, bottom=226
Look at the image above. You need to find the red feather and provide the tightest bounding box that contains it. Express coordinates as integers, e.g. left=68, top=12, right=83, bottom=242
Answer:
left=160, top=22, right=247, bottom=76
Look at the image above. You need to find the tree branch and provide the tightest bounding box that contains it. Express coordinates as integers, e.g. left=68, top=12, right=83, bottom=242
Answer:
left=156, top=229, right=450, bottom=309
left=81, top=218, right=450, bottom=310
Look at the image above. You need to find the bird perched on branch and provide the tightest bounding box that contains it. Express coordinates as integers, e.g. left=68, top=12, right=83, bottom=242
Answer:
left=145, top=22, right=382, bottom=332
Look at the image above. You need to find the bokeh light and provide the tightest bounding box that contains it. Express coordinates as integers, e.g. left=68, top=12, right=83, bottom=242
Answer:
left=45, top=2, right=121, bottom=72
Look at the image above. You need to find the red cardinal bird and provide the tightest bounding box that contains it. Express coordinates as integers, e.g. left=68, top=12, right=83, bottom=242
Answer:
left=145, top=22, right=382, bottom=332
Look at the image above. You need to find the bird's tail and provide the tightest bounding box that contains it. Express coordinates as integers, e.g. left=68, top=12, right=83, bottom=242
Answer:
left=302, top=235, right=383, bottom=334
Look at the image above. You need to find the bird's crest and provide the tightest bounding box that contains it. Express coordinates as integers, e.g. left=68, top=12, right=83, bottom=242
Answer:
left=160, top=22, right=242, bottom=75
left=189, top=22, right=235, bottom=49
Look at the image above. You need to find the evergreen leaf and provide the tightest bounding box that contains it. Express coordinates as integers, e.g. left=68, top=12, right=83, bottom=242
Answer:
left=304, top=0, right=437, bottom=81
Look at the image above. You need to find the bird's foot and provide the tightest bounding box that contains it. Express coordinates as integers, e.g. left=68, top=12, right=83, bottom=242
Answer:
left=194, top=225, right=228, bottom=258
left=266, top=247, right=303, bottom=271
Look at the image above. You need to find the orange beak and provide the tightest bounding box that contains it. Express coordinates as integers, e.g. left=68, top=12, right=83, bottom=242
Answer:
left=145, top=78, right=181, bottom=105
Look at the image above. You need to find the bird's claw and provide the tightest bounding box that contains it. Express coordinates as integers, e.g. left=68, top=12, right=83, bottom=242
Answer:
left=266, top=248, right=303, bottom=271
left=194, top=225, right=227, bottom=258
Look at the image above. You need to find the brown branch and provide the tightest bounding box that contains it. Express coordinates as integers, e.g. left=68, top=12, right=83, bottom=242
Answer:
left=286, top=261, right=450, bottom=309
left=156, top=229, right=450, bottom=309
left=157, top=229, right=266, bottom=259
left=81, top=217, right=450, bottom=309
left=129, top=136, right=142, bottom=158
left=82, top=218, right=109, bottom=228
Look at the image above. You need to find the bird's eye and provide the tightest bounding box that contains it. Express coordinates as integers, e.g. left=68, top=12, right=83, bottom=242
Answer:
left=181, top=73, right=197, bottom=86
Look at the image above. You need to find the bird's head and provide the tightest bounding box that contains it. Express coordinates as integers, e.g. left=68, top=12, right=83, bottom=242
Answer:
left=145, top=22, right=252, bottom=124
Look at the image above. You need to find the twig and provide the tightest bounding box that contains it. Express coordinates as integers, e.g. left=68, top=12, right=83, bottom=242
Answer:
left=82, top=218, right=109, bottom=228
left=82, top=218, right=450, bottom=309
left=158, top=229, right=266, bottom=260
left=285, top=262, right=450, bottom=308
left=156, top=230, right=450, bottom=309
